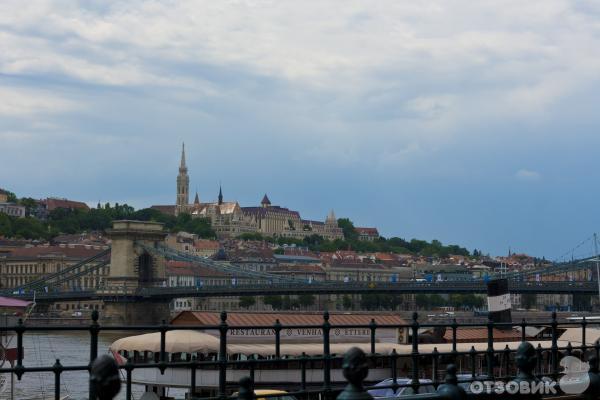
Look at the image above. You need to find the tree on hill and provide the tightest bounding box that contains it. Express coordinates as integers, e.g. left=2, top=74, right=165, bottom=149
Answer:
left=239, top=296, right=256, bottom=309
left=4, top=190, right=17, bottom=203
left=337, top=218, right=358, bottom=241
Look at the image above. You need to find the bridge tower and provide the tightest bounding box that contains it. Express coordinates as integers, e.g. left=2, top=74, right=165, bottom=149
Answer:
left=102, top=220, right=169, bottom=325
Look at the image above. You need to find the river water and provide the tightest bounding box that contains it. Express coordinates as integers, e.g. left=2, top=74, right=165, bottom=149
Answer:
left=0, top=331, right=187, bottom=400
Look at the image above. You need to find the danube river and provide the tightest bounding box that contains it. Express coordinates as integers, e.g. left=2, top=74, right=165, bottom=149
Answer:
left=1, top=331, right=187, bottom=400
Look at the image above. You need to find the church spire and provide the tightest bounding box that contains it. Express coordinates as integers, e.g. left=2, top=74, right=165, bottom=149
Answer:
left=218, top=185, right=223, bottom=205
left=176, top=143, right=190, bottom=215
left=180, top=142, right=187, bottom=170
left=326, top=209, right=337, bottom=224
left=194, top=191, right=200, bottom=205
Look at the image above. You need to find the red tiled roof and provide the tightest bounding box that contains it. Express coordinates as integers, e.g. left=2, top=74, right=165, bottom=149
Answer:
left=443, top=328, right=523, bottom=343
left=242, top=206, right=301, bottom=219
left=43, top=198, right=89, bottom=211
left=375, top=252, right=394, bottom=261
left=330, top=261, right=387, bottom=270
left=3, top=246, right=105, bottom=260
left=194, top=240, right=220, bottom=250
left=356, top=227, right=379, bottom=235
left=172, top=311, right=406, bottom=326
left=150, top=205, right=177, bottom=216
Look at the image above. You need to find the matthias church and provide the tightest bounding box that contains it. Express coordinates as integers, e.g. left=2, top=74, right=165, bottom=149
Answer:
left=152, top=144, right=344, bottom=240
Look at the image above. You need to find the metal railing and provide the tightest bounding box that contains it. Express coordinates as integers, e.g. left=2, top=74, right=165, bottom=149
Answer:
left=2, top=311, right=600, bottom=399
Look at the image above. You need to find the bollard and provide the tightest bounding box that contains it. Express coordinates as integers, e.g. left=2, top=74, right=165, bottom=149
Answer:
left=513, top=341, right=541, bottom=399
left=436, top=365, right=466, bottom=400
left=238, top=376, right=254, bottom=400
left=337, top=347, right=372, bottom=400
left=89, top=355, right=121, bottom=400
left=584, top=353, right=600, bottom=400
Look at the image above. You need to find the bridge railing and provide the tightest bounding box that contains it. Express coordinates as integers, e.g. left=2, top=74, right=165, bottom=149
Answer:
left=2, top=311, right=600, bottom=399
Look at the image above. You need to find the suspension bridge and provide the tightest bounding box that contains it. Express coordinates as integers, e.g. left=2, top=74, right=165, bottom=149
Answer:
left=2, top=220, right=600, bottom=323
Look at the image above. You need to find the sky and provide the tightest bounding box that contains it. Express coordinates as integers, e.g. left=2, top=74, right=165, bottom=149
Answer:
left=2, top=1, right=600, bottom=259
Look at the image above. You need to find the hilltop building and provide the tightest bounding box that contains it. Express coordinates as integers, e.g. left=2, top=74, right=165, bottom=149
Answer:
left=151, top=144, right=344, bottom=240
left=355, top=227, right=380, bottom=241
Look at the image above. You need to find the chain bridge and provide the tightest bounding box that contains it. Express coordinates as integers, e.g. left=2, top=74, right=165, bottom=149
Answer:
left=2, top=220, right=600, bottom=323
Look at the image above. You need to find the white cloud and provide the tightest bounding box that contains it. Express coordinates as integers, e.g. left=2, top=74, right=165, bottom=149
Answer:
left=0, top=87, right=78, bottom=116
left=1, top=0, right=600, bottom=166
left=515, top=169, right=542, bottom=181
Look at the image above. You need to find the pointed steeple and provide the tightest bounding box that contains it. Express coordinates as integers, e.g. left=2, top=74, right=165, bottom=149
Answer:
left=176, top=143, right=190, bottom=215
left=326, top=209, right=337, bottom=224
left=179, top=142, right=187, bottom=171
left=194, top=191, right=200, bottom=205
left=218, top=185, right=223, bottom=205
left=261, top=194, right=271, bottom=208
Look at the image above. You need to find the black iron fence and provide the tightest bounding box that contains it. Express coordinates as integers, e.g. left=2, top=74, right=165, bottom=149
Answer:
left=1, top=311, right=600, bottom=399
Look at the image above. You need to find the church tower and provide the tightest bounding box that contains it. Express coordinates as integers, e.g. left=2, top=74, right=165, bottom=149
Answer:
left=326, top=209, right=337, bottom=225
left=176, top=143, right=190, bottom=215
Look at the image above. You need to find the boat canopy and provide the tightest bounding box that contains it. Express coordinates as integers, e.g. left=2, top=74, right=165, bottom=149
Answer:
left=110, top=330, right=221, bottom=353
left=109, top=329, right=588, bottom=357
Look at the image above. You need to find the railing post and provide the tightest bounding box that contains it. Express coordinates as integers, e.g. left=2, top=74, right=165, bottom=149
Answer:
left=15, top=318, right=24, bottom=380
left=237, top=376, right=253, bottom=400
left=125, top=358, right=133, bottom=400
left=436, top=364, right=466, bottom=400
left=219, top=311, right=228, bottom=399
left=390, top=349, right=398, bottom=393
left=502, top=344, right=510, bottom=377
left=336, top=347, right=372, bottom=400
left=89, top=310, right=100, bottom=400
left=584, top=353, right=600, bottom=400
left=274, top=318, right=282, bottom=359
left=450, top=318, right=458, bottom=364
left=566, top=341, right=573, bottom=357
left=486, top=314, right=494, bottom=379
left=581, top=316, right=588, bottom=358
left=551, top=311, right=558, bottom=380
left=323, top=311, right=332, bottom=399
left=301, top=352, right=307, bottom=393
left=514, top=341, right=541, bottom=399
left=159, top=319, right=167, bottom=375
left=410, top=312, right=419, bottom=393
left=89, top=354, right=121, bottom=400
left=52, top=359, right=63, bottom=400
left=469, top=346, right=477, bottom=378
left=535, top=343, right=543, bottom=375
left=432, top=347, right=439, bottom=388
left=190, top=355, right=197, bottom=398
left=369, top=318, right=377, bottom=355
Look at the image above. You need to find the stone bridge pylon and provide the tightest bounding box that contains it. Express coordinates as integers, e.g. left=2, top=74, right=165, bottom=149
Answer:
left=102, top=220, right=170, bottom=324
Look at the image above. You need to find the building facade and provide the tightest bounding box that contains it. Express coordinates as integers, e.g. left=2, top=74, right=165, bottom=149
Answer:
left=0, top=245, right=108, bottom=290
left=0, top=203, right=26, bottom=218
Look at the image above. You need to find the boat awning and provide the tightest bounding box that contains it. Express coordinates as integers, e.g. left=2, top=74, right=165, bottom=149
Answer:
left=110, top=330, right=221, bottom=353
left=110, top=330, right=570, bottom=358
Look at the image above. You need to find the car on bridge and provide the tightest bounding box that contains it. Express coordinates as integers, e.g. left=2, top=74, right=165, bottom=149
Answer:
left=368, top=378, right=434, bottom=397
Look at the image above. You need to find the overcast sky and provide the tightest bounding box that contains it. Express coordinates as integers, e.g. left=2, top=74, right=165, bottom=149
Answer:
left=2, top=1, right=600, bottom=258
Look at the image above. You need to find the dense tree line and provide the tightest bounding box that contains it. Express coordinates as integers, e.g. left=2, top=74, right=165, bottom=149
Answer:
left=0, top=202, right=215, bottom=240
left=263, top=294, right=316, bottom=310
left=415, top=293, right=485, bottom=310
left=2, top=193, right=472, bottom=257
left=239, top=218, right=472, bottom=257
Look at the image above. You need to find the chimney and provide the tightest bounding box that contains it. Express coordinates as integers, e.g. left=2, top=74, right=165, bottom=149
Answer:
left=487, top=278, right=512, bottom=330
